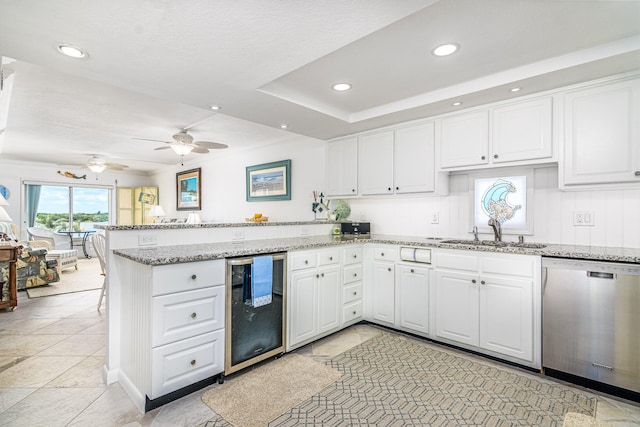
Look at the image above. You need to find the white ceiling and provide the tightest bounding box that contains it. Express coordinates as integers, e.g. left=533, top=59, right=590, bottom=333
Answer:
left=0, top=0, right=639, bottom=174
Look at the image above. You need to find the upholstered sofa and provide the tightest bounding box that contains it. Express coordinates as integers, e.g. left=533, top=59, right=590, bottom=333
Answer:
left=0, top=222, right=60, bottom=293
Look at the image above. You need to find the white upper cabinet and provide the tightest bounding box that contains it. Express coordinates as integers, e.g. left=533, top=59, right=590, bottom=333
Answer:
left=394, top=122, right=436, bottom=194
left=439, top=97, right=554, bottom=170
left=561, top=78, right=640, bottom=188
left=358, top=123, right=441, bottom=196
left=491, top=97, right=553, bottom=163
left=440, top=110, right=489, bottom=169
left=326, top=137, right=358, bottom=197
left=358, top=130, right=395, bottom=195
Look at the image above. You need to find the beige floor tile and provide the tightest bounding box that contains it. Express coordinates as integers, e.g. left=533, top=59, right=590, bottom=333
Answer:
left=0, top=318, right=58, bottom=335
left=30, top=317, right=100, bottom=335
left=0, top=355, right=83, bottom=387
left=0, top=357, right=20, bottom=372
left=0, top=387, right=36, bottom=412
left=45, top=356, right=107, bottom=388
left=597, top=397, right=640, bottom=425
left=37, top=334, right=105, bottom=356
left=77, top=320, right=106, bottom=335
left=0, top=387, right=104, bottom=427
left=66, top=385, right=160, bottom=427
left=0, top=333, right=69, bottom=356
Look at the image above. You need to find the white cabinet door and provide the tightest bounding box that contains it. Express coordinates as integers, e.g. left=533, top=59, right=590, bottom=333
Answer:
left=289, top=270, right=317, bottom=346
left=394, top=122, right=436, bottom=194
left=317, top=266, right=341, bottom=334
left=479, top=275, right=533, bottom=362
left=440, top=111, right=489, bottom=168
left=397, top=264, right=430, bottom=334
left=434, top=269, right=479, bottom=346
left=358, top=130, right=394, bottom=195
left=563, top=79, right=640, bottom=186
left=371, top=260, right=395, bottom=325
left=491, top=97, right=552, bottom=163
left=326, top=137, right=358, bottom=196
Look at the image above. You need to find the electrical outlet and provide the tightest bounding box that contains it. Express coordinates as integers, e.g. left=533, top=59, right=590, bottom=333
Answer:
left=300, top=227, right=310, bottom=236
left=138, top=234, right=157, bottom=246
left=431, top=212, right=440, bottom=224
left=232, top=229, right=245, bottom=241
left=573, top=210, right=595, bottom=226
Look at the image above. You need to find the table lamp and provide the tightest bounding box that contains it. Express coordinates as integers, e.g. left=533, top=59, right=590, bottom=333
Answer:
left=148, top=205, right=166, bottom=223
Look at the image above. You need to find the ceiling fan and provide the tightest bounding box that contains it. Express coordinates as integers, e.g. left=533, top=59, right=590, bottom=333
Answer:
left=134, top=129, right=228, bottom=157
left=60, top=156, right=129, bottom=174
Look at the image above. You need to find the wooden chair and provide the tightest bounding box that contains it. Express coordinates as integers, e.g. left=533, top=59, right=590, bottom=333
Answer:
left=91, top=233, right=107, bottom=311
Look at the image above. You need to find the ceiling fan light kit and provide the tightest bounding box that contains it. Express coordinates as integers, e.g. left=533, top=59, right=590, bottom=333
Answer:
left=87, top=163, right=107, bottom=173
left=171, top=144, right=194, bottom=156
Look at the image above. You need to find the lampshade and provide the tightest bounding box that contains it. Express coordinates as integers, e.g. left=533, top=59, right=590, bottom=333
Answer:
left=171, top=144, right=194, bottom=156
left=0, top=193, right=8, bottom=206
left=87, top=163, right=107, bottom=173
left=0, top=206, right=12, bottom=222
left=148, top=205, right=166, bottom=217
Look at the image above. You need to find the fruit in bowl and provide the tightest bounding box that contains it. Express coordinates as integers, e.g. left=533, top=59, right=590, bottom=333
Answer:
left=253, top=213, right=262, bottom=219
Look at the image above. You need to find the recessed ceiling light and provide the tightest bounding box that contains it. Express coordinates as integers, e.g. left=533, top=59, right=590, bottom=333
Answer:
left=432, top=43, right=459, bottom=57
left=57, top=44, right=87, bottom=59
left=332, top=83, right=352, bottom=91
left=280, top=124, right=288, bottom=129
left=452, top=101, right=462, bottom=106
left=209, top=104, right=220, bottom=110
left=510, top=87, right=522, bottom=92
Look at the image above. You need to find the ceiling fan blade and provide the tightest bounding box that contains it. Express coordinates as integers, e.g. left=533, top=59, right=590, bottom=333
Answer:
left=105, top=162, right=129, bottom=170
left=194, top=141, right=228, bottom=149
left=133, top=137, right=172, bottom=144
left=191, top=146, right=209, bottom=154
left=154, top=146, right=171, bottom=151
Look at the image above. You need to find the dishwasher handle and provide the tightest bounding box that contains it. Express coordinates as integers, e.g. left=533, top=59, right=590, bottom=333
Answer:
left=587, top=271, right=615, bottom=279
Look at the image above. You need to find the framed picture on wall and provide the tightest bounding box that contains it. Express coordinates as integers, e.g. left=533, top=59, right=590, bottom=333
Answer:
left=176, top=168, right=201, bottom=211
left=246, top=159, right=291, bottom=201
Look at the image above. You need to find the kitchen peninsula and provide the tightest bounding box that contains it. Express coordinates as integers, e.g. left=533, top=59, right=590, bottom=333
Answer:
left=99, top=222, right=640, bottom=412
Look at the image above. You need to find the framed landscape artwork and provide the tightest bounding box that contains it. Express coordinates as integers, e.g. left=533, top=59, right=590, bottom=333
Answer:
left=246, top=159, right=291, bottom=201
left=176, top=168, right=201, bottom=210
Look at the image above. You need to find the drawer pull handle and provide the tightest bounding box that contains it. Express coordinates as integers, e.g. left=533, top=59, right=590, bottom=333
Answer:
left=191, top=360, right=196, bottom=366
left=381, top=252, right=384, bottom=256
left=316, top=274, right=320, bottom=278
left=494, top=154, right=498, bottom=159
left=353, top=254, right=357, bottom=258
left=481, top=280, right=486, bottom=285
left=635, top=171, right=640, bottom=177
left=387, top=268, right=392, bottom=272
left=410, top=269, right=414, bottom=273
left=321, top=273, right=325, bottom=277
left=472, top=279, right=476, bottom=284
left=304, top=260, right=308, bottom=264
left=353, top=291, right=357, bottom=295
left=329, top=256, right=333, bottom=261
left=353, top=311, right=357, bottom=315
left=481, top=155, right=486, bottom=160
left=191, top=274, right=197, bottom=280
left=191, top=312, right=197, bottom=319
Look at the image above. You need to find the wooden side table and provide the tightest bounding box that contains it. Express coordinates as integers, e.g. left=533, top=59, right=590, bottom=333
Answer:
left=0, top=245, right=18, bottom=311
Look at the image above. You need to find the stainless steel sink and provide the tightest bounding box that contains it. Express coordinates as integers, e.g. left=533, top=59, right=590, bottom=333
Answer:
left=439, top=239, right=546, bottom=249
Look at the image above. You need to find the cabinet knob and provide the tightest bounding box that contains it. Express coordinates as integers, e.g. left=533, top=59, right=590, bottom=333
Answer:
left=410, top=269, right=414, bottom=273
left=191, top=360, right=196, bottom=366
left=472, top=279, right=477, bottom=284
left=481, top=280, right=486, bottom=285
left=316, top=274, right=320, bottom=278
left=635, top=171, right=640, bottom=177
left=329, top=256, right=333, bottom=261
left=388, top=187, right=392, bottom=191
left=380, top=252, right=384, bottom=256
left=353, top=273, right=358, bottom=277
left=353, top=254, right=357, bottom=258
left=395, top=187, right=399, bottom=191
left=352, top=189, right=356, bottom=192
left=191, top=312, right=197, bottom=319
left=494, top=154, right=498, bottom=159
left=191, top=274, right=197, bottom=280
left=481, top=155, right=486, bottom=160
left=353, top=291, right=357, bottom=295
left=321, top=273, right=325, bottom=277
left=353, top=311, right=357, bottom=315
left=304, top=260, right=308, bottom=264
left=388, top=267, right=392, bottom=272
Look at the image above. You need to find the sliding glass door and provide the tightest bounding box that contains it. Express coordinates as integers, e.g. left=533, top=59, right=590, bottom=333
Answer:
left=26, top=184, right=110, bottom=232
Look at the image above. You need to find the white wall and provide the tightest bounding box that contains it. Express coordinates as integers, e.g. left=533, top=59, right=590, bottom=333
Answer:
left=0, top=160, right=153, bottom=239
left=346, top=166, right=640, bottom=249
left=149, top=135, right=326, bottom=223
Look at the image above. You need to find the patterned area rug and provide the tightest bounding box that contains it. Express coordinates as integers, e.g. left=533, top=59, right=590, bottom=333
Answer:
left=26, top=258, right=102, bottom=298
left=203, top=331, right=596, bottom=427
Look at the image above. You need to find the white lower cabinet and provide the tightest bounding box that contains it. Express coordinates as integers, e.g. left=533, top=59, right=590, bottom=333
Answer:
left=287, top=247, right=341, bottom=349
left=370, top=246, right=397, bottom=326
left=397, top=264, right=430, bottom=335
left=342, top=246, right=364, bottom=326
left=434, top=249, right=540, bottom=367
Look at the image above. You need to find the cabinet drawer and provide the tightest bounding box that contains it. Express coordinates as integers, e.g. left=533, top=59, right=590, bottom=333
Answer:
left=343, top=301, right=363, bottom=323
left=344, top=265, right=363, bottom=284
left=343, top=246, right=363, bottom=265
left=343, top=283, right=363, bottom=304
left=482, top=255, right=535, bottom=278
left=150, top=329, right=224, bottom=399
left=435, top=250, right=478, bottom=271
left=152, top=286, right=225, bottom=347
left=152, top=260, right=225, bottom=296
left=373, top=247, right=397, bottom=262
left=290, top=252, right=317, bottom=271
left=318, top=249, right=340, bottom=266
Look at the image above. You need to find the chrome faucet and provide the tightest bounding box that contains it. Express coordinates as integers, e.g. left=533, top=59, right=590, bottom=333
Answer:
left=487, top=218, right=502, bottom=242
left=472, top=226, right=479, bottom=242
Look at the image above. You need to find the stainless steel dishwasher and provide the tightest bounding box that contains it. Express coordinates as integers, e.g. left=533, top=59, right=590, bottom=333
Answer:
left=542, top=257, right=640, bottom=401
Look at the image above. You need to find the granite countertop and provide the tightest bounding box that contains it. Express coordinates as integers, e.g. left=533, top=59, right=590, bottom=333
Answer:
left=113, top=234, right=640, bottom=266
left=96, top=221, right=337, bottom=231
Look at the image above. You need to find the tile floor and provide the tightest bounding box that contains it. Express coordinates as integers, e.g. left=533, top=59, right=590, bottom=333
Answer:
left=0, top=288, right=639, bottom=426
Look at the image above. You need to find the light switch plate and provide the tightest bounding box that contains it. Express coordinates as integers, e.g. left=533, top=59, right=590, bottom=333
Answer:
left=573, top=210, right=595, bottom=226
left=138, top=234, right=158, bottom=246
